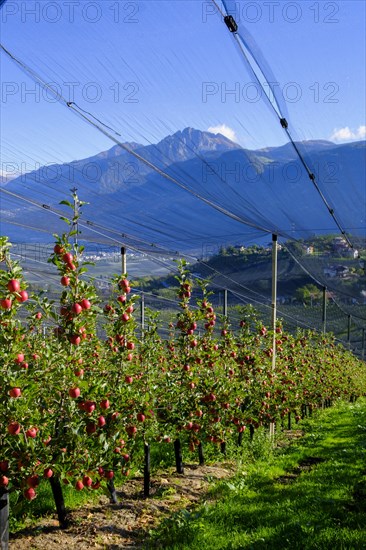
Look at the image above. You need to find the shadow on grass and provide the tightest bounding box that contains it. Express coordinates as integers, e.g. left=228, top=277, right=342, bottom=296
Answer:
left=148, top=402, right=366, bottom=549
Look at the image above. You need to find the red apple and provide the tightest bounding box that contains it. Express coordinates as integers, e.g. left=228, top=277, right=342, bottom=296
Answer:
left=0, top=461, right=9, bottom=472
left=75, top=480, right=84, bottom=491
left=1, top=298, right=12, bottom=310
left=126, top=425, right=137, bottom=436
left=137, top=413, right=145, bottom=422
left=62, top=252, right=73, bottom=264
left=9, top=387, right=21, bottom=398
left=8, top=422, right=21, bottom=435
left=79, top=299, right=91, bottom=310
left=7, top=279, right=20, bottom=293
left=54, top=244, right=64, bottom=255
left=27, top=475, right=40, bottom=488
left=44, top=468, right=53, bottom=478
left=61, top=276, right=70, bottom=286
left=124, top=376, right=133, bottom=384
left=83, top=475, right=93, bottom=487
left=69, top=387, right=80, bottom=398
left=98, top=416, right=106, bottom=427
left=72, top=303, right=83, bottom=315
left=84, top=400, right=96, bottom=413
left=100, top=399, right=110, bottom=409
left=86, top=422, right=97, bottom=435
left=0, top=476, right=9, bottom=487
left=118, top=278, right=129, bottom=289
left=24, top=487, right=36, bottom=500
left=26, top=427, right=37, bottom=438
left=104, top=470, right=114, bottom=479
left=16, top=290, right=28, bottom=302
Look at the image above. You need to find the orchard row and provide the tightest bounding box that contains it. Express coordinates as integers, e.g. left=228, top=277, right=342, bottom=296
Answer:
left=1, top=226, right=365, bottom=504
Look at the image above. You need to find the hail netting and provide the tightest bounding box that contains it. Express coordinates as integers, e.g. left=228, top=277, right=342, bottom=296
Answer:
left=0, top=0, right=365, bottom=347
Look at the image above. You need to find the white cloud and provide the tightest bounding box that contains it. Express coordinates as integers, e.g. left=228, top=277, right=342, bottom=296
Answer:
left=330, top=125, right=366, bottom=142
left=207, top=124, right=237, bottom=142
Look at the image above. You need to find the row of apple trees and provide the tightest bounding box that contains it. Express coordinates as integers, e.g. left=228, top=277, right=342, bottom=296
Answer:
left=1, top=215, right=365, bottom=507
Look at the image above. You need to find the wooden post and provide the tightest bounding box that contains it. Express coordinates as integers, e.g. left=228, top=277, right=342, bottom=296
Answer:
left=71, top=187, right=79, bottom=249
left=347, top=314, right=352, bottom=349
left=362, top=328, right=365, bottom=361
left=271, top=234, right=278, bottom=370
left=143, top=443, right=150, bottom=497
left=322, top=286, right=327, bottom=334
left=121, top=246, right=127, bottom=275
left=174, top=439, right=184, bottom=474
left=49, top=477, right=68, bottom=528
left=107, top=478, right=118, bottom=504
left=0, top=490, right=9, bottom=550
left=270, top=234, right=278, bottom=438
left=223, top=289, right=228, bottom=317
left=287, top=412, right=291, bottom=430
left=198, top=443, right=205, bottom=466
left=141, top=293, right=145, bottom=339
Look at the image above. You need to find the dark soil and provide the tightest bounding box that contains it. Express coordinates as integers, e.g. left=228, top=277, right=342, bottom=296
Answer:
left=9, top=464, right=234, bottom=549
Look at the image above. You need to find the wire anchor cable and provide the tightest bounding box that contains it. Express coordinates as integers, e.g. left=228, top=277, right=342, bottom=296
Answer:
left=214, top=0, right=356, bottom=252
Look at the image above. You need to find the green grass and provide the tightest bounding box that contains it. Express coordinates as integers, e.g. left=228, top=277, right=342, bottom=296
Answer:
left=148, top=399, right=366, bottom=549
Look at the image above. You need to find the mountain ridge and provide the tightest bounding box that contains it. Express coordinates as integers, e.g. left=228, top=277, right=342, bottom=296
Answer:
left=1, top=129, right=365, bottom=251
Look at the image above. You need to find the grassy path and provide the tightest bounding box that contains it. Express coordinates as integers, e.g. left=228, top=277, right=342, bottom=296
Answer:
left=149, top=399, right=366, bottom=549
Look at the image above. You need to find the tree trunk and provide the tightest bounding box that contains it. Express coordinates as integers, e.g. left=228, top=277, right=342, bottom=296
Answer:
left=49, top=477, right=68, bottom=529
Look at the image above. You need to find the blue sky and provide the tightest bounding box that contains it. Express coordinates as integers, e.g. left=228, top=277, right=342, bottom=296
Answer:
left=1, top=0, right=365, bottom=177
